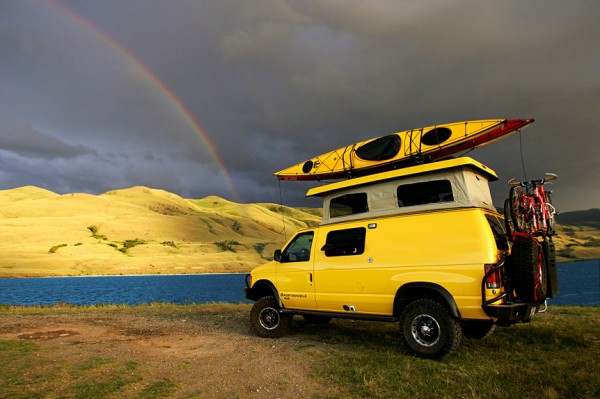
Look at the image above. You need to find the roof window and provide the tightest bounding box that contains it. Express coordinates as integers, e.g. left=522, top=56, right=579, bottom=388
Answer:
left=397, top=180, right=454, bottom=207
left=330, top=193, right=368, bottom=218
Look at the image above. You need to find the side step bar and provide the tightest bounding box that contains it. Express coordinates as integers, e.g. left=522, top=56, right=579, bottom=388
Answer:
left=280, top=309, right=398, bottom=323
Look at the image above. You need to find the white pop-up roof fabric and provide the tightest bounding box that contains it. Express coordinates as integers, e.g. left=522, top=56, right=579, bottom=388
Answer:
left=321, top=166, right=496, bottom=225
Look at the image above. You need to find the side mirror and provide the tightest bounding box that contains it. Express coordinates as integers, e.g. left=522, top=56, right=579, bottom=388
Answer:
left=274, top=249, right=282, bottom=262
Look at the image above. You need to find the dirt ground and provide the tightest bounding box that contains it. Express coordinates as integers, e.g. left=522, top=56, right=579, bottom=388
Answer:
left=0, top=304, right=339, bottom=398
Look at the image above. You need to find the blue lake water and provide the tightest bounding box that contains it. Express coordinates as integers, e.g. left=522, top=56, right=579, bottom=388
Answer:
left=552, top=259, right=600, bottom=306
left=0, top=274, right=251, bottom=306
left=0, top=260, right=598, bottom=307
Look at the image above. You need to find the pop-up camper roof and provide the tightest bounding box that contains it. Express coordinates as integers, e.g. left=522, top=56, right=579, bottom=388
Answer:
left=306, top=157, right=499, bottom=225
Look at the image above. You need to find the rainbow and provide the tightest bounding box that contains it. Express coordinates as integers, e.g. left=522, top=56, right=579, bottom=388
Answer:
left=47, top=0, right=240, bottom=201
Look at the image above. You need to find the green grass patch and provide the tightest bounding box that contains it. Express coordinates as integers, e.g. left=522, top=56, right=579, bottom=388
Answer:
left=0, top=339, right=145, bottom=398
left=0, top=340, right=45, bottom=398
left=87, top=225, right=107, bottom=240
left=139, top=378, right=178, bottom=399
left=0, top=339, right=38, bottom=360
left=252, top=242, right=267, bottom=256
left=558, top=247, right=576, bottom=258
left=213, top=240, right=241, bottom=252
left=267, top=205, right=295, bottom=217
left=118, top=238, right=146, bottom=254
left=48, top=243, right=67, bottom=253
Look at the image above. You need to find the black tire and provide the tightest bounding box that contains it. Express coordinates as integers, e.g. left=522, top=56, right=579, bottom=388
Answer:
left=250, top=296, right=291, bottom=338
left=399, top=299, right=462, bottom=358
left=302, top=314, right=333, bottom=325
left=509, top=237, right=547, bottom=303
left=461, top=320, right=496, bottom=339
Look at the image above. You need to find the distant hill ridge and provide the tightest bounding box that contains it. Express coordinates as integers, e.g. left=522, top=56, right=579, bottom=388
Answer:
left=0, top=186, right=597, bottom=277
left=0, top=185, right=59, bottom=201
left=557, top=208, right=600, bottom=228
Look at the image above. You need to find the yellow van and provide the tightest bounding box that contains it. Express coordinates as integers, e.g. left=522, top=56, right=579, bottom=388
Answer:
left=245, top=157, right=554, bottom=358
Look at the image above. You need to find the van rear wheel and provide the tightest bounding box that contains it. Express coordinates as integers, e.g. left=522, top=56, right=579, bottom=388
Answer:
left=250, top=296, right=290, bottom=338
left=399, top=299, right=462, bottom=358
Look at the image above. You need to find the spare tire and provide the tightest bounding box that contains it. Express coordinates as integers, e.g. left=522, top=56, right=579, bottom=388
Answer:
left=509, top=237, right=547, bottom=303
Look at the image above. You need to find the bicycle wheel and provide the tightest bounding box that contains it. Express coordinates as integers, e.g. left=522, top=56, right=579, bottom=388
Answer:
left=504, top=198, right=516, bottom=235
left=507, top=186, right=526, bottom=233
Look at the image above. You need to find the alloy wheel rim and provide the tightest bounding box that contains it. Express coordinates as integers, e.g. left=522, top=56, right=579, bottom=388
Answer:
left=259, top=307, right=280, bottom=330
left=411, top=314, right=441, bottom=347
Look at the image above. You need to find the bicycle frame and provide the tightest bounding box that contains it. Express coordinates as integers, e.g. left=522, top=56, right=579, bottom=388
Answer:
left=506, top=173, right=557, bottom=237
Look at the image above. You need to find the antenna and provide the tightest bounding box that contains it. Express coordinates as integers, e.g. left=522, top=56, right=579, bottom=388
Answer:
left=518, top=130, right=528, bottom=181
left=277, top=180, right=287, bottom=240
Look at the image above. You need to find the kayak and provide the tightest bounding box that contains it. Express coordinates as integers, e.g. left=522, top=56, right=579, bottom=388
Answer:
left=275, top=118, right=534, bottom=181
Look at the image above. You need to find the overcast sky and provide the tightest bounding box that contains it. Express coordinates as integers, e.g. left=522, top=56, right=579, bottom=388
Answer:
left=1, top=0, right=598, bottom=211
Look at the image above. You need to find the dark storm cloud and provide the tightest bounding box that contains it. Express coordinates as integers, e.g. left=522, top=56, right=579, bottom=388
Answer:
left=0, top=117, right=95, bottom=159
left=0, top=0, right=598, bottom=211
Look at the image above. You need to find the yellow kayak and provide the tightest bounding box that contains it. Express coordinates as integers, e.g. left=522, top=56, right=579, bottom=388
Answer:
left=276, top=118, right=534, bottom=181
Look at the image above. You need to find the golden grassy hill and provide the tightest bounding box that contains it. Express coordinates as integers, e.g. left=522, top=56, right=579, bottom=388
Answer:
left=553, top=224, right=600, bottom=261
left=0, top=186, right=320, bottom=277
left=0, top=186, right=597, bottom=277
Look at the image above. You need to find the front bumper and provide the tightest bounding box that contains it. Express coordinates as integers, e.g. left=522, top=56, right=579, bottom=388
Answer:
left=244, top=274, right=254, bottom=300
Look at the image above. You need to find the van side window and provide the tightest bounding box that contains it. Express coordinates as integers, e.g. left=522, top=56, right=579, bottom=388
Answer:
left=486, top=215, right=509, bottom=250
left=321, top=227, right=366, bottom=257
left=330, top=193, right=368, bottom=217
left=281, top=232, right=314, bottom=262
left=397, top=180, right=453, bottom=207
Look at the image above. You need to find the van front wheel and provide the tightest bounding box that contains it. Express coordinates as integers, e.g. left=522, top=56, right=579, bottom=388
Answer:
left=399, top=299, right=462, bottom=358
left=250, top=296, right=290, bottom=338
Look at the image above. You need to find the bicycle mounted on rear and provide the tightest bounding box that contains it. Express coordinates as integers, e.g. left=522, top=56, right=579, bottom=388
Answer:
left=504, top=173, right=558, bottom=237
left=501, top=174, right=559, bottom=306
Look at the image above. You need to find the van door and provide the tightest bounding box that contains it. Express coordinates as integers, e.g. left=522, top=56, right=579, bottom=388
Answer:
left=276, top=231, right=317, bottom=310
